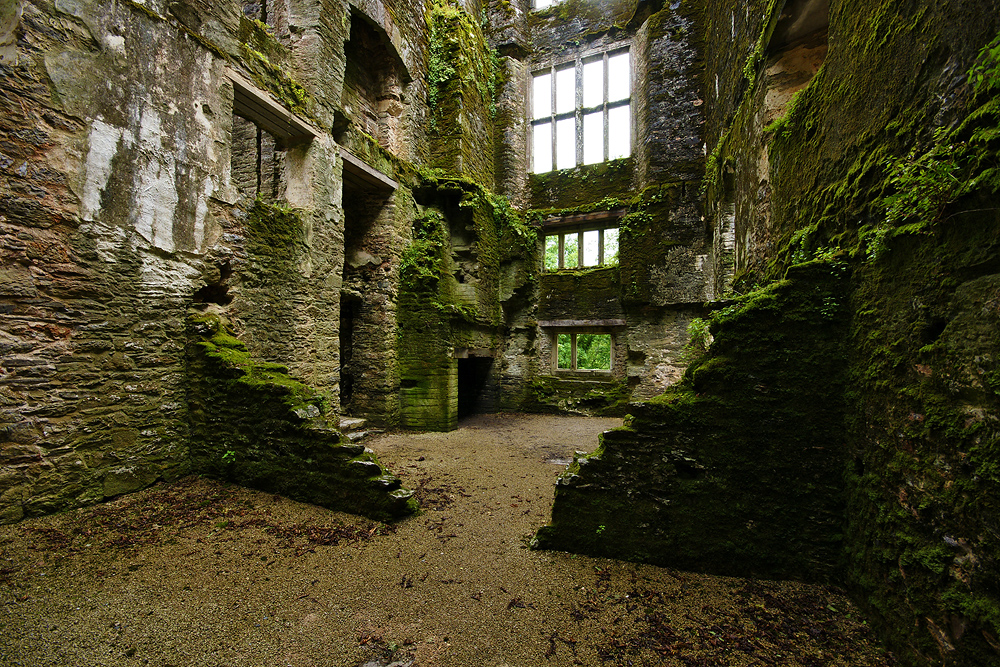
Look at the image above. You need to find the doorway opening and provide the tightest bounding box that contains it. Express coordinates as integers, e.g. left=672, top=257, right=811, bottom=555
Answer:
left=339, top=296, right=360, bottom=413
left=339, top=155, right=395, bottom=420
left=457, top=354, right=495, bottom=420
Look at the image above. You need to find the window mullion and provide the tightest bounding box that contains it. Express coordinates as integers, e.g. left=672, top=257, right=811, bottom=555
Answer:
left=603, top=52, right=610, bottom=162
left=598, top=228, right=604, bottom=266
left=571, top=333, right=578, bottom=371
left=577, top=231, right=583, bottom=267
left=575, top=58, right=583, bottom=167
left=550, top=65, right=557, bottom=171
left=531, top=47, right=630, bottom=174
left=558, top=233, right=565, bottom=269
left=608, top=333, right=614, bottom=371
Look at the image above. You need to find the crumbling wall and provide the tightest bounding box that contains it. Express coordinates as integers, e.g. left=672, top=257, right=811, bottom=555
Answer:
left=426, top=0, right=500, bottom=187
left=693, top=0, right=1000, bottom=663
left=536, top=261, right=850, bottom=580
left=725, top=2, right=1000, bottom=662
left=532, top=0, right=1000, bottom=662
left=187, top=312, right=415, bottom=521
left=505, top=0, right=726, bottom=416
left=397, top=174, right=535, bottom=430
left=0, top=0, right=234, bottom=522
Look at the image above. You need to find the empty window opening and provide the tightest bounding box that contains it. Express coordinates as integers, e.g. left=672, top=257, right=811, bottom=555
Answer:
left=531, top=49, right=631, bottom=173
left=343, top=11, right=408, bottom=155
left=714, top=171, right=737, bottom=297
left=533, top=0, right=556, bottom=9
left=232, top=114, right=286, bottom=201
left=228, top=70, right=317, bottom=202
left=556, top=332, right=612, bottom=372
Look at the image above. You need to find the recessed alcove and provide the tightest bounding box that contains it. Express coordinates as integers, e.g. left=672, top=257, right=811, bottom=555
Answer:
left=342, top=9, right=410, bottom=155
left=762, top=0, right=829, bottom=125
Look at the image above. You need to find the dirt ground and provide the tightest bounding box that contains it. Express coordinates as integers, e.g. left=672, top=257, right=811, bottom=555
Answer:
left=0, top=413, right=895, bottom=667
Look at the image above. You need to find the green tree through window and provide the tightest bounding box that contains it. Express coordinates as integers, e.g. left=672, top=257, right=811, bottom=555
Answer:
left=557, top=333, right=572, bottom=369
left=543, top=227, right=617, bottom=270
left=576, top=333, right=611, bottom=370
left=555, top=332, right=612, bottom=371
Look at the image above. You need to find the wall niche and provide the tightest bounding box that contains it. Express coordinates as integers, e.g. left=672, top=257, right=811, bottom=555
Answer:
left=342, top=10, right=410, bottom=155
left=762, top=0, right=829, bottom=125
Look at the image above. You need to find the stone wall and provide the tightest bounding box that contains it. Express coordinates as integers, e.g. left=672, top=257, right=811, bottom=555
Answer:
left=0, top=0, right=424, bottom=521
left=537, top=0, right=1000, bottom=665
left=8, top=7, right=997, bottom=665
left=501, top=0, right=733, bottom=418
left=396, top=175, right=535, bottom=430
left=536, top=261, right=850, bottom=580
left=1, top=0, right=232, bottom=522
left=699, top=1, right=1000, bottom=662
left=187, top=312, right=415, bottom=521
left=2, top=0, right=732, bottom=524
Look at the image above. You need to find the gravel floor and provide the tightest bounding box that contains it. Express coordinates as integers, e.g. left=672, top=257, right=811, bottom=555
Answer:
left=0, top=413, right=895, bottom=667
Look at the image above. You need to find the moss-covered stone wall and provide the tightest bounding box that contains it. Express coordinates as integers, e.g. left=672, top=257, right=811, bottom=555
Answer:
left=187, top=313, right=415, bottom=521
left=13, top=9, right=998, bottom=666
left=513, top=0, right=729, bottom=417
left=397, top=174, right=535, bottom=430
left=426, top=0, right=500, bottom=187
left=691, top=0, right=1000, bottom=662
left=536, top=261, right=851, bottom=580
left=0, top=0, right=234, bottom=522
left=0, top=0, right=425, bottom=520
left=531, top=1, right=1000, bottom=662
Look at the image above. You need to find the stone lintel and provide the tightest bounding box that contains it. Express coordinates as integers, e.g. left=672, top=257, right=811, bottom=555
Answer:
left=453, top=348, right=495, bottom=358
left=340, top=148, right=399, bottom=192
left=538, top=319, right=626, bottom=328
left=541, top=209, right=627, bottom=229
left=228, top=70, right=319, bottom=143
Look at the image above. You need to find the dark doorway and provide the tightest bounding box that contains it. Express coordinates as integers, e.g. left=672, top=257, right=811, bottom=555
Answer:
left=339, top=297, right=359, bottom=412
left=457, top=357, right=494, bottom=420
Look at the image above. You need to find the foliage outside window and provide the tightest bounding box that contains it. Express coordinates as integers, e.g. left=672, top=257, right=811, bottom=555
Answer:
left=557, top=332, right=612, bottom=371
left=544, top=226, right=619, bottom=270
left=531, top=49, right=631, bottom=173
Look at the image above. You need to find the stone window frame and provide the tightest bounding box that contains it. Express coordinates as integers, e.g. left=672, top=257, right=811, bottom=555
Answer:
left=540, top=209, right=625, bottom=271
left=529, top=46, right=632, bottom=173
left=226, top=69, right=320, bottom=206
left=540, top=321, right=625, bottom=375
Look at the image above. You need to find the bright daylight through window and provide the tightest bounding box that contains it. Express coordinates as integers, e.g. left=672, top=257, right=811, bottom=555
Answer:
left=544, top=225, right=619, bottom=270
left=531, top=49, right=631, bottom=173
left=557, top=332, right=612, bottom=371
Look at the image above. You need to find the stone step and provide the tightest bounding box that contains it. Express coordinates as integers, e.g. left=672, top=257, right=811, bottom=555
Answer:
left=338, top=417, right=367, bottom=433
